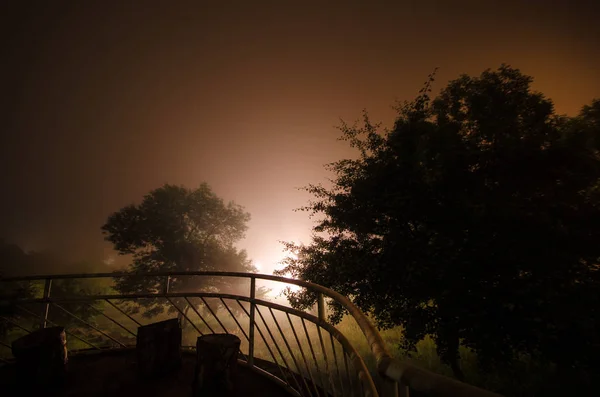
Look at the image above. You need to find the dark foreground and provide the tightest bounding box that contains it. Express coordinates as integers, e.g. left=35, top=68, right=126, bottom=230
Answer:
left=0, top=349, right=295, bottom=397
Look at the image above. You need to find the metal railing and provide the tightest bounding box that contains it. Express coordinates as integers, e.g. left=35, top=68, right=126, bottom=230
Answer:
left=0, top=271, right=502, bottom=397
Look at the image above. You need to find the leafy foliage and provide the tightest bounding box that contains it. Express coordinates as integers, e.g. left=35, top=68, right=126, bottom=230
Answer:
left=0, top=241, right=108, bottom=340
left=102, top=183, right=255, bottom=317
left=277, top=66, right=600, bottom=388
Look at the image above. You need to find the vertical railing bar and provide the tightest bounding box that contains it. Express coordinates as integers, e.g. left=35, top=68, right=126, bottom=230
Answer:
left=359, top=370, right=366, bottom=396
left=235, top=299, right=251, bottom=317
left=255, top=306, right=286, bottom=366
left=255, top=319, right=290, bottom=387
left=248, top=276, right=256, bottom=367
left=200, top=297, right=228, bottom=333
left=398, top=382, right=409, bottom=397
left=220, top=297, right=249, bottom=341
left=86, top=303, right=136, bottom=337
left=267, top=308, right=301, bottom=374
left=52, top=303, right=127, bottom=348
left=256, top=306, right=301, bottom=392
left=255, top=305, right=303, bottom=393
left=41, top=278, right=52, bottom=329
left=104, top=299, right=142, bottom=326
left=215, top=293, right=250, bottom=364
left=330, top=333, right=345, bottom=397
left=301, top=317, right=324, bottom=393
left=233, top=299, right=255, bottom=360
left=344, top=351, right=355, bottom=397
left=165, top=297, right=202, bottom=335
left=317, top=292, right=333, bottom=395
left=268, top=307, right=313, bottom=397
left=163, top=275, right=170, bottom=294
left=15, top=305, right=100, bottom=350
left=0, top=316, right=32, bottom=334
left=243, top=304, right=291, bottom=387
left=317, top=325, right=336, bottom=396
left=204, top=298, right=250, bottom=363
left=286, top=312, right=321, bottom=397
left=234, top=298, right=261, bottom=364
left=185, top=297, right=214, bottom=334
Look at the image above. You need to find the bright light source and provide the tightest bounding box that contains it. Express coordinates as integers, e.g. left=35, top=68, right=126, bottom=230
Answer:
left=249, top=240, right=306, bottom=302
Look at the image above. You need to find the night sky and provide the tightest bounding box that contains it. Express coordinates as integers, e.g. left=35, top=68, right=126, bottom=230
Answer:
left=1, top=1, right=599, bottom=274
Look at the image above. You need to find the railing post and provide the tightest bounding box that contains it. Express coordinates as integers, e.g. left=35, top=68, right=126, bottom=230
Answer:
left=163, top=275, right=171, bottom=295
left=40, top=278, right=52, bottom=329
left=379, top=354, right=406, bottom=397
left=398, top=382, right=409, bottom=397
left=317, top=292, right=325, bottom=322
left=165, top=276, right=182, bottom=326
left=380, top=378, right=402, bottom=397
left=248, top=276, right=256, bottom=367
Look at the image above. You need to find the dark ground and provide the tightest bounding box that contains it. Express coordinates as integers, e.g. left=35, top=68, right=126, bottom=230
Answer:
left=0, top=349, right=298, bottom=397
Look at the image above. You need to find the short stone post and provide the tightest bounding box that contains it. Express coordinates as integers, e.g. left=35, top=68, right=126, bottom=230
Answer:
left=11, top=326, right=68, bottom=390
left=136, top=318, right=182, bottom=377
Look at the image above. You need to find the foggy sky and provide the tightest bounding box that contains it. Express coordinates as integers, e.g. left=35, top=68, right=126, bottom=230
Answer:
left=1, top=0, right=599, bottom=275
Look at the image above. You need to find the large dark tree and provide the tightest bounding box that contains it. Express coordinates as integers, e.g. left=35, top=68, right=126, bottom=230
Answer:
left=277, top=66, right=600, bottom=390
left=102, top=183, right=255, bottom=318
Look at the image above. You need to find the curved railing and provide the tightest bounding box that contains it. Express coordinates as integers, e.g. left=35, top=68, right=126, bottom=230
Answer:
left=0, top=272, right=502, bottom=397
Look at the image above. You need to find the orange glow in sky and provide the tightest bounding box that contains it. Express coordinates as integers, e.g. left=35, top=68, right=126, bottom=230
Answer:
left=1, top=1, right=598, bottom=276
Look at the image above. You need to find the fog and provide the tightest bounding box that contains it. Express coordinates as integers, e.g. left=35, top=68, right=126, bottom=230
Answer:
left=1, top=1, right=598, bottom=279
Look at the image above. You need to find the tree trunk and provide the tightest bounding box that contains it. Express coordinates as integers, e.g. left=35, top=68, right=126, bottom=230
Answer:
left=136, top=318, right=182, bottom=377
left=192, top=333, right=241, bottom=397
left=445, top=333, right=465, bottom=381
left=11, top=326, right=68, bottom=391
left=449, top=356, right=465, bottom=382
left=438, top=319, right=466, bottom=382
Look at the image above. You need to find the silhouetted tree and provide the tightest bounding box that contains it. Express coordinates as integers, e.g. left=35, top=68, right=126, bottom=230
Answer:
left=277, top=66, right=600, bottom=392
left=102, top=183, right=255, bottom=319
left=0, top=241, right=107, bottom=343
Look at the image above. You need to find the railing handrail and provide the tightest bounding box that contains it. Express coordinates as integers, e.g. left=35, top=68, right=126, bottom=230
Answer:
left=1, top=271, right=392, bottom=383
left=1, top=271, right=503, bottom=397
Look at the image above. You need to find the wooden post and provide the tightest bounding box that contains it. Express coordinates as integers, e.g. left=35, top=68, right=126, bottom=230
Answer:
left=192, top=333, right=241, bottom=397
left=11, top=326, right=68, bottom=391
left=136, top=318, right=182, bottom=377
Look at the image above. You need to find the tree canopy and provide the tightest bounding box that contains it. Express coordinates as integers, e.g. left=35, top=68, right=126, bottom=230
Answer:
left=102, top=183, right=255, bottom=317
left=276, top=66, right=600, bottom=387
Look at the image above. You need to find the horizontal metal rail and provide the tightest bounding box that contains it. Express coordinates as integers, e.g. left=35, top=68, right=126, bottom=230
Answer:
left=0, top=271, right=503, bottom=397
left=13, top=304, right=101, bottom=350
left=2, top=291, right=377, bottom=395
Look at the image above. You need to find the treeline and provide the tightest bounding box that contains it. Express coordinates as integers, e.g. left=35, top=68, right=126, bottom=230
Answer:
left=0, top=241, right=115, bottom=346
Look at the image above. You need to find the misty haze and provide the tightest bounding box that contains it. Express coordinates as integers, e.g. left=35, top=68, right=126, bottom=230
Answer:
left=1, top=1, right=599, bottom=397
